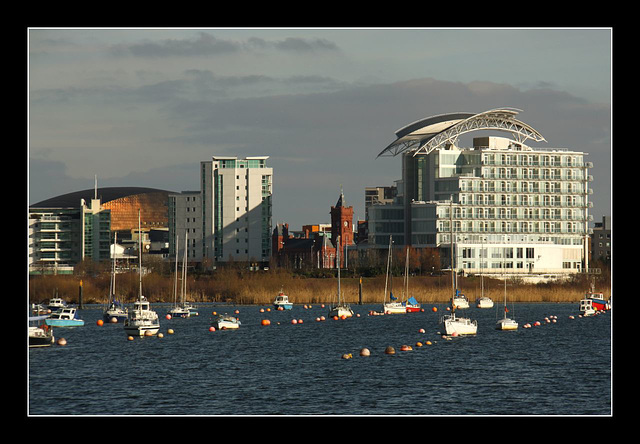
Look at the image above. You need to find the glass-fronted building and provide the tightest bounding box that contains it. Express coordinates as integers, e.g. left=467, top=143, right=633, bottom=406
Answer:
left=369, top=109, right=593, bottom=278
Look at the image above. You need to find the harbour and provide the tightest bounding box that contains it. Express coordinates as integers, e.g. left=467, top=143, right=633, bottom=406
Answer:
left=27, top=301, right=611, bottom=416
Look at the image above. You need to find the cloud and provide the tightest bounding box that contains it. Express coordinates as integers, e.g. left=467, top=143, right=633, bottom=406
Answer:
left=109, top=32, right=340, bottom=58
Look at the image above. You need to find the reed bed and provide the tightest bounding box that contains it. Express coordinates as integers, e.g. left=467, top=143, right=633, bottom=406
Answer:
left=29, top=268, right=610, bottom=306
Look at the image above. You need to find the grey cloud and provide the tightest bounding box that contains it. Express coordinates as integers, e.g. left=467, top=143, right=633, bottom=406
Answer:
left=110, top=32, right=340, bottom=58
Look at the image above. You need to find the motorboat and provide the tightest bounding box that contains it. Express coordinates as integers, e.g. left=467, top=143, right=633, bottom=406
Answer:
left=327, top=236, right=353, bottom=318
left=579, top=298, right=596, bottom=316
left=45, top=307, right=85, bottom=327
left=47, top=297, right=67, bottom=311
left=215, top=314, right=241, bottom=330
left=124, top=296, right=160, bottom=336
left=273, top=291, right=293, bottom=310
left=584, top=281, right=610, bottom=311
left=29, top=315, right=54, bottom=347
left=123, top=210, right=160, bottom=336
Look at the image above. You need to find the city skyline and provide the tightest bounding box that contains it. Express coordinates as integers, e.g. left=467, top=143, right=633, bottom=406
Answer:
left=28, top=28, right=612, bottom=230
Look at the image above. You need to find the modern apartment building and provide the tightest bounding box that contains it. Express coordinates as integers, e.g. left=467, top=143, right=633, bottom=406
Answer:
left=168, top=191, right=202, bottom=260
left=369, top=109, right=593, bottom=278
left=200, top=156, right=273, bottom=263
left=29, top=196, right=111, bottom=274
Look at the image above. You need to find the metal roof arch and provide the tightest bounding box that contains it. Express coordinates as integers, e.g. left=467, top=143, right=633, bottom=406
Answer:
left=376, top=108, right=546, bottom=158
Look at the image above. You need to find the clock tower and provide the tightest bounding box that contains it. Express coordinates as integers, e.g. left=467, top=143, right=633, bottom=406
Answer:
left=330, top=188, right=354, bottom=261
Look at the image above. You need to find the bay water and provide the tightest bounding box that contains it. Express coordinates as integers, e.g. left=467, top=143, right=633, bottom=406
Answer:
left=28, top=302, right=611, bottom=416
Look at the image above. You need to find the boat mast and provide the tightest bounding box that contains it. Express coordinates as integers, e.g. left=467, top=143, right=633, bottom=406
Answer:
left=138, top=209, right=143, bottom=302
left=182, top=230, right=188, bottom=305
left=450, top=196, right=455, bottom=299
left=336, top=236, right=341, bottom=305
left=174, top=234, right=179, bottom=308
left=383, top=235, right=392, bottom=304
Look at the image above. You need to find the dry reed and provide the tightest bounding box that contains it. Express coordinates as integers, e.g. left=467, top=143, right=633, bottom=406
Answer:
left=29, top=267, right=610, bottom=306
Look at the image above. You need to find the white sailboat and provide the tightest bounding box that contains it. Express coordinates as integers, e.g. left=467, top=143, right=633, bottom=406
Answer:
left=328, top=236, right=353, bottom=318
left=124, top=210, right=160, bottom=336
left=103, top=232, right=128, bottom=322
left=476, top=251, right=493, bottom=308
left=441, top=197, right=477, bottom=335
left=403, top=248, right=421, bottom=312
left=496, top=270, right=518, bottom=330
left=167, top=232, right=191, bottom=318
left=382, top=236, right=405, bottom=314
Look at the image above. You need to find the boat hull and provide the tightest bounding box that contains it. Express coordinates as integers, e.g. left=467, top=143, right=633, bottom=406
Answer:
left=274, top=303, right=293, bottom=310
left=29, top=327, right=54, bottom=347
left=496, top=318, right=518, bottom=330
left=476, top=298, right=494, bottom=309
left=45, top=319, right=84, bottom=327
left=103, top=311, right=128, bottom=321
left=384, top=303, right=406, bottom=314
left=328, top=306, right=353, bottom=318
left=405, top=305, right=421, bottom=313
left=442, top=315, right=477, bottom=335
left=124, top=322, right=160, bottom=336
left=168, top=308, right=191, bottom=318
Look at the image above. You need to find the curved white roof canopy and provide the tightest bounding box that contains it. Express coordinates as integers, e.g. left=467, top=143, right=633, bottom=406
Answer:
left=377, top=108, right=546, bottom=157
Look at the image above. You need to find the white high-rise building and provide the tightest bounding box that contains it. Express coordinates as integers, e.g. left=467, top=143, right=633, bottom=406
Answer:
left=370, top=109, right=593, bottom=279
left=201, top=156, right=273, bottom=263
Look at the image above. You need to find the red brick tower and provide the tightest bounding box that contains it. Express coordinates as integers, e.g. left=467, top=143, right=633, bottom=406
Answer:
left=330, top=188, right=354, bottom=265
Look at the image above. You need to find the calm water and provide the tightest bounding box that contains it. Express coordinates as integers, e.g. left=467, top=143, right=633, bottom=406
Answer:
left=28, top=302, right=612, bottom=416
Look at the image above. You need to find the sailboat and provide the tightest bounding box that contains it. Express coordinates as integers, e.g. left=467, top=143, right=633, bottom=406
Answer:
left=440, top=198, right=477, bottom=335
left=476, top=251, right=493, bottom=309
left=328, top=236, right=354, bottom=318
left=382, top=236, right=405, bottom=314
left=402, top=248, right=421, bottom=313
left=103, top=232, right=128, bottom=322
left=124, top=210, right=160, bottom=336
left=167, top=232, right=191, bottom=318
left=495, top=270, right=518, bottom=330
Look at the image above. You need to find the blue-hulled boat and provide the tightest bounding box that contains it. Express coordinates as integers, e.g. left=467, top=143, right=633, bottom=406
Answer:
left=45, top=307, right=85, bottom=327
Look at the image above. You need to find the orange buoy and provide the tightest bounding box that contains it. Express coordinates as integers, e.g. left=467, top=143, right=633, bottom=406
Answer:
left=316, top=317, right=321, bottom=322
left=400, top=345, right=412, bottom=351
left=384, top=346, right=395, bottom=355
left=360, top=348, right=370, bottom=357
left=291, top=319, right=298, bottom=325
left=340, top=315, right=347, bottom=320
left=415, top=342, right=423, bottom=347
left=110, top=317, right=118, bottom=323
left=209, top=326, right=216, bottom=332
left=260, top=308, right=265, bottom=313
left=418, top=328, right=425, bottom=333
left=57, top=338, right=67, bottom=346
left=320, top=316, right=326, bottom=321
left=261, top=319, right=270, bottom=326
left=157, top=332, right=164, bottom=338
left=426, top=341, right=432, bottom=345
left=298, top=319, right=303, bottom=324
left=212, top=311, right=217, bottom=315
left=96, top=319, right=104, bottom=326
left=341, top=353, right=353, bottom=360
left=235, top=309, right=240, bottom=314
left=127, top=336, right=134, bottom=341
left=166, top=314, right=172, bottom=320
left=432, top=307, right=438, bottom=312
left=167, top=328, right=174, bottom=334
left=333, top=315, right=339, bottom=320
left=144, top=330, right=153, bottom=336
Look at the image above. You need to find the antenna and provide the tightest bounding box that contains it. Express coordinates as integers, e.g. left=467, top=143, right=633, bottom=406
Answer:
left=94, top=175, right=98, bottom=200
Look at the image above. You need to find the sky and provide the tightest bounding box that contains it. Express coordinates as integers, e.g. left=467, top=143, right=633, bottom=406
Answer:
left=28, top=28, right=612, bottom=230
